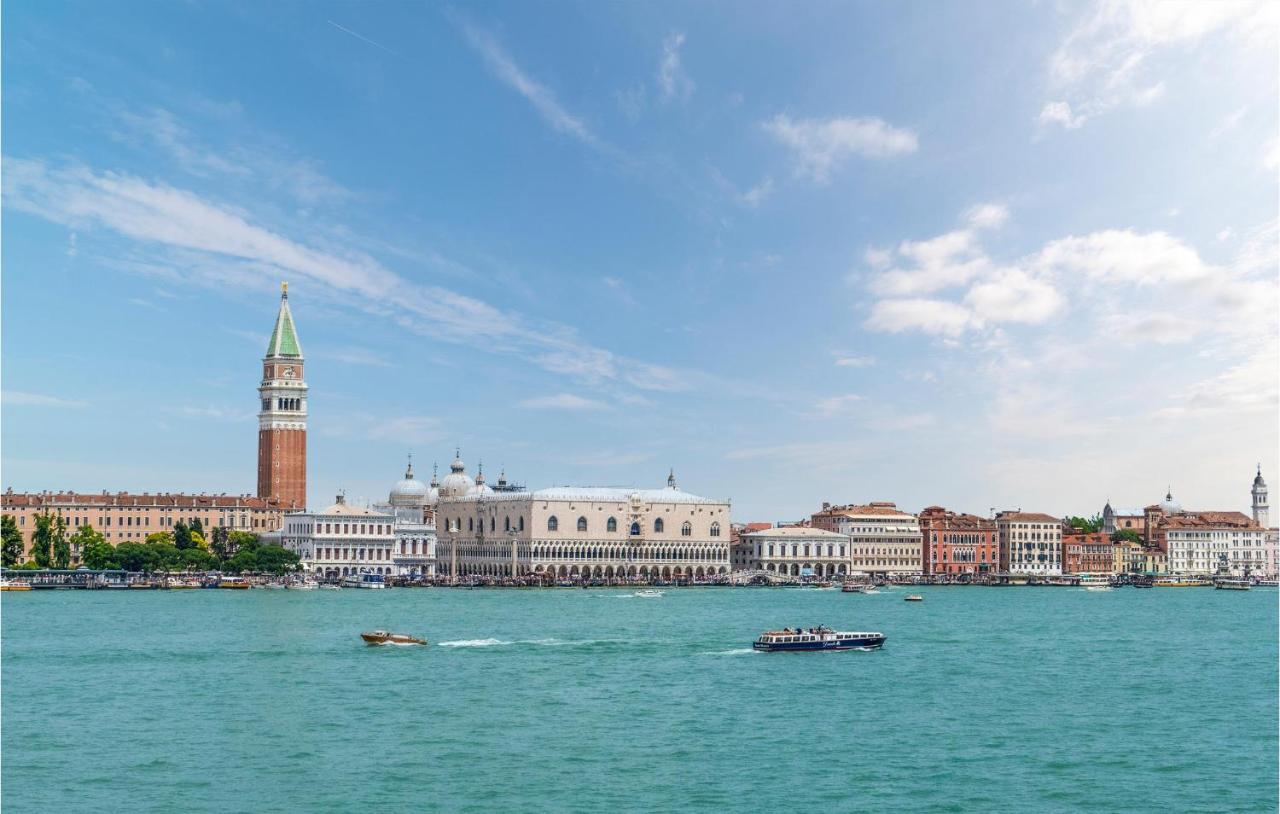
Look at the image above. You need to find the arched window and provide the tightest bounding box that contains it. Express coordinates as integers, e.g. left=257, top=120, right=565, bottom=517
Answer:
left=577, top=516, right=588, bottom=532
left=504, top=516, right=510, bottom=531
left=630, top=522, right=641, bottom=535
left=681, top=522, right=692, bottom=537
left=468, top=518, right=473, bottom=531
left=654, top=518, right=664, bottom=533
left=710, top=522, right=721, bottom=537
left=607, top=517, right=617, bottom=533
left=548, top=516, right=559, bottom=532
left=490, top=516, right=495, bottom=532
left=519, top=517, right=525, bottom=531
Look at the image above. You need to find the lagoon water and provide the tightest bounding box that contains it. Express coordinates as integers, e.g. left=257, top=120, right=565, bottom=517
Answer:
left=3, top=586, right=1276, bottom=813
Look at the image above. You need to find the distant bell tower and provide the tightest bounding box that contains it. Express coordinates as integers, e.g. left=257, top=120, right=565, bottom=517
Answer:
left=1252, top=465, right=1269, bottom=528
left=257, top=282, right=307, bottom=508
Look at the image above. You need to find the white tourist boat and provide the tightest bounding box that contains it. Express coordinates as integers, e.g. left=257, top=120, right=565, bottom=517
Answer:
left=289, top=579, right=319, bottom=590
left=753, top=626, right=886, bottom=652
left=342, top=572, right=386, bottom=589
left=1079, top=574, right=1112, bottom=591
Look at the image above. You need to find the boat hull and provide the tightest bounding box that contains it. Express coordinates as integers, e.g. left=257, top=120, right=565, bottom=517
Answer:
left=361, top=633, right=427, bottom=646
left=753, top=634, right=885, bottom=652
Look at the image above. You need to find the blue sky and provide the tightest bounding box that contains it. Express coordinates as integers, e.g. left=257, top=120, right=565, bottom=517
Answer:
left=3, top=1, right=1277, bottom=520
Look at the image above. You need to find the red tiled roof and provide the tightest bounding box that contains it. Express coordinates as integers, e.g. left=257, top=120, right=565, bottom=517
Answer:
left=1, top=491, right=300, bottom=510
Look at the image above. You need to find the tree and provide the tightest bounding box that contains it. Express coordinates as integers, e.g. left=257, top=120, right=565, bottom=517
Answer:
left=189, top=531, right=208, bottom=551
left=173, top=521, right=192, bottom=551
left=146, top=531, right=174, bottom=547
left=78, top=524, right=119, bottom=568
left=52, top=516, right=71, bottom=569
left=210, top=526, right=230, bottom=561
left=1, top=514, right=23, bottom=567
left=148, top=542, right=183, bottom=572
left=1113, top=528, right=1142, bottom=544
left=222, top=549, right=258, bottom=574
left=254, top=544, right=300, bottom=575
left=31, top=512, right=56, bottom=568
left=228, top=531, right=259, bottom=554
left=190, top=517, right=204, bottom=538
left=114, top=542, right=151, bottom=572
left=71, top=525, right=114, bottom=569
left=180, top=548, right=217, bottom=571
left=1064, top=516, right=1101, bottom=533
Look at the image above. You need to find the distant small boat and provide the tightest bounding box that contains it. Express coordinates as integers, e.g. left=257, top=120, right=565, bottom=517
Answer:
left=319, top=583, right=341, bottom=590
left=289, top=580, right=319, bottom=590
left=0, top=579, right=32, bottom=592
left=634, top=589, right=664, bottom=598
left=166, top=577, right=200, bottom=590
left=263, top=582, right=287, bottom=590
left=217, top=576, right=251, bottom=590
left=1214, top=579, right=1251, bottom=591
left=361, top=630, right=427, bottom=646
left=904, top=594, right=924, bottom=602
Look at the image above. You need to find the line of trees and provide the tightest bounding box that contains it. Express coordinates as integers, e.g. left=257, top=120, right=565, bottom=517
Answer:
left=1, top=513, right=299, bottom=575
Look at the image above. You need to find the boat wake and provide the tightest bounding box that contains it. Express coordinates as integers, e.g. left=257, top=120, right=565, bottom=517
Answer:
left=436, top=637, right=623, bottom=649
left=702, top=648, right=759, bottom=656
left=437, top=638, right=510, bottom=648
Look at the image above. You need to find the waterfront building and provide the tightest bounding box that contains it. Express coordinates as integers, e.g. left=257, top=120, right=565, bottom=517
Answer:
left=730, top=522, right=772, bottom=570
left=917, top=506, right=998, bottom=577
left=1163, top=511, right=1266, bottom=576
left=996, top=511, right=1062, bottom=576
left=377, top=458, right=437, bottom=578
left=1252, top=465, right=1269, bottom=527
left=811, top=502, right=923, bottom=576
left=1062, top=530, right=1114, bottom=575
left=0, top=490, right=296, bottom=560
left=436, top=456, right=731, bottom=581
left=257, top=283, right=308, bottom=507
left=1100, top=501, right=1147, bottom=535
left=743, top=526, right=851, bottom=578
left=279, top=494, right=397, bottom=579
left=1263, top=528, right=1278, bottom=579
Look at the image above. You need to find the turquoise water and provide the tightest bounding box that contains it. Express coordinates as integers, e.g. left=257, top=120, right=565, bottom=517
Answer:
left=3, top=586, right=1276, bottom=813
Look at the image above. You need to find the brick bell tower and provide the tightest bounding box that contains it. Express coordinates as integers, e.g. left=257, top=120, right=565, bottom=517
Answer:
left=257, top=282, right=307, bottom=508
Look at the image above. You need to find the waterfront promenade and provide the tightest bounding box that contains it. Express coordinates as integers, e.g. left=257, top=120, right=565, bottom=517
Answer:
left=3, top=586, right=1276, bottom=813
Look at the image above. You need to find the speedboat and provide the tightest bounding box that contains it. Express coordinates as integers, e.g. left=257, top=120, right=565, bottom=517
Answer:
left=361, top=630, right=427, bottom=646
left=634, top=589, right=664, bottom=598
left=753, top=626, right=885, bottom=652
left=904, top=594, right=923, bottom=602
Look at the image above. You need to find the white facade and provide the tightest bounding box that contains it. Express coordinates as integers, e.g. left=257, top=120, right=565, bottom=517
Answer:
left=281, top=495, right=397, bottom=578
left=437, top=460, right=730, bottom=582
left=997, top=512, right=1062, bottom=575
left=811, top=503, right=922, bottom=575
left=744, top=526, right=851, bottom=578
left=1166, top=519, right=1268, bottom=576
left=372, top=458, right=437, bottom=577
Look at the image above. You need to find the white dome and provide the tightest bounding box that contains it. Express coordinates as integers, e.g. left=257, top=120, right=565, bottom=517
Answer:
left=390, top=459, right=428, bottom=507
left=438, top=451, right=474, bottom=499
left=1159, top=489, right=1182, bottom=515
left=467, top=464, right=494, bottom=497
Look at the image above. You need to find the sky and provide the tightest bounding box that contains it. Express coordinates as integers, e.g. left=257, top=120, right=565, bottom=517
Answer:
left=2, top=1, right=1277, bottom=522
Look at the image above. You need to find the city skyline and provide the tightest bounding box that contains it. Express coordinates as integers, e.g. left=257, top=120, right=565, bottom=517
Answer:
left=3, top=1, right=1277, bottom=519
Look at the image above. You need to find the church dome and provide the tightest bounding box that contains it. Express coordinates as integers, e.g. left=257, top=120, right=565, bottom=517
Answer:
left=438, top=450, right=474, bottom=499
left=467, top=463, right=494, bottom=497
left=389, top=458, right=428, bottom=507
left=1158, top=489, right=1182, bottom=515
left=1254, top=466, right=1267, bottom=488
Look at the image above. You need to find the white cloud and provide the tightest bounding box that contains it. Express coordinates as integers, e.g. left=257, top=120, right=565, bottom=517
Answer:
left=1043, top=0, right=1276, bottom=130
left=518, top=393, right=609, bottom=411
left=740, top=177, right=774, bottom=208
left=2, top=391, right=87, bottom=408
left=834, top=355, right=875, bottom=368
left=657, top=32, right=694, bottom=102
left=762, top=114, right=918, bottom=183
left=812, top=394, right=864, bottom=418
left=863, top=247, right=892, bottom=268
left=964, top=268, right=1063, bottom=325
left=864, top=298, right=980, bottom=336
left=1034, top=229, right=1211, bottom=284
left=965, top=203, right=1010, bottom=230
left=870, top=230, right=989, bottom=296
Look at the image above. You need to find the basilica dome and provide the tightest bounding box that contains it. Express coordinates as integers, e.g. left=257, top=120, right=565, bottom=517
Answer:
left=389, top=459, right=428, bottom=507
left=438, top=451, right=474, bottom=499
left=1158, top=489, right=1182, bottom=515
left=467, top=465, right=494, bottom=497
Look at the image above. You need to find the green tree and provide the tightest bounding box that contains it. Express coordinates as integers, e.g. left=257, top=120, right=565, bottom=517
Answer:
left=146, top=531, right=174, bottom=547
left=254, top=544, right=300, bottom=575
left=31, top=512, right=56, bottom=568
left=68, top=524, right=108, bottom=568
left=228, top=531, right=259, bottom=553
left=222, top=549, right=258, bottom=574
left=114, top=542, right=151, bottom=572
left=52, top=516, right=71, bottom=569
left=190, top=517, right=204, bottom=538
left=189, top=531, right=208, bottom=550
left=173, top=520, right=192, bottom=550
left=210, top=526, right=230, bottom=561
left=180, top=548, right=218, bottom=571
left=1, top=514, right=24, bottom=567
left=1064, top=516, right=1102, bottom=533
left=71, top=525, right=113, bottom=569
left=1113, top=528, right=1142, bottom=544
left=147, top=542, right=183, bottom=572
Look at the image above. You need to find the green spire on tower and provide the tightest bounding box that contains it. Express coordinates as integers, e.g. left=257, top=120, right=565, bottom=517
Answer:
left=266, top=281, right=302, bottom=358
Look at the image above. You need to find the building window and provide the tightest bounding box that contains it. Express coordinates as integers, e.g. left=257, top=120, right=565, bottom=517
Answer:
left=710, top=522, right=721, bottom=537
left=577, top=516, right=588, bottom=532
left=630, top=522, right=641, bottom=535
left=519, top=517, right=525, bottom=532
left=681, top=522, right=692, bottom=537
left=607, top=517, right=617, bottom=533
left=548, top=516, right=558, bottom=532
left=654, top=518, right=664, bottom=533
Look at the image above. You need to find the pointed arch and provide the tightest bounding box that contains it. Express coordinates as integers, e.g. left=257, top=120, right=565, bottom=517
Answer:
left=548, top=516, right=558, bottom=532
left=607, top=516, right=618, bottom=533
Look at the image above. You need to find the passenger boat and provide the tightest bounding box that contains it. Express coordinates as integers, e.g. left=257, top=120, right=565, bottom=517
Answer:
left=289, top=579, right=319, bottom=590
left=634, top=589, right=664, bottom=598
left=360, top=630, right=427, bottom=646
left=841, top=583, right=867, bottom=593
left=1214, top=578, right=1251, bottom=591
left=1079, top=574, right=1112, bottom=591
left=1152, top=575, right=1211, bottom=588
left=1256, top=579, right=1279, bottom=587
left=217, top=576, right=251, bottom=589
left=342, top=572, right=386, bottom=589
left=752, top=626, right=885, bottom=652
left=165, top=577, right=200, bottom=590
left=904, top=594, right=924, bottom=602
left=0, top=579, right=32, bottom=592
left=263, top=582, right=287, bottom=590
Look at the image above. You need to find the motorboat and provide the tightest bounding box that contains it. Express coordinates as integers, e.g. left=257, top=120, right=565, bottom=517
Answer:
left=1079, top=574, right=1112, bottom=591
left=165, top=577, right=200, bottom=590
left=217, top=576, right=251, bottom=589
left=904, top=594, right=924, bottom=602
left=319, top=583, right=342, bottom=590
left=752, top=626, right=885, bottom=652
left=634, top=589, right=664, bottom=598
left=289, top=579, right=319, bottom=590
left=263, top=582, right=287, bottom=590
left=361, top=630, right=427, bottom=646
left=342, top=572, right=386, bottom=589
left=1214, top=578, right=1251, bottom=591
left=0, top=579, right=32, bottom=592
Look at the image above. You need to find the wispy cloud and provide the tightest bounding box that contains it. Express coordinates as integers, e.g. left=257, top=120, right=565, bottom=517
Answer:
left=321, top=347, right=392, bottom=368
left=812, top=394, right=864, bottom=418
left=763, top=114, right=918, bottom=183
left=518, top=393, right=609, bottom=411
left=2, top=391, right=87, bottom=408
left=658, top=32, right=694, bottom=102
left=833, top=354, right=874, bottom=368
